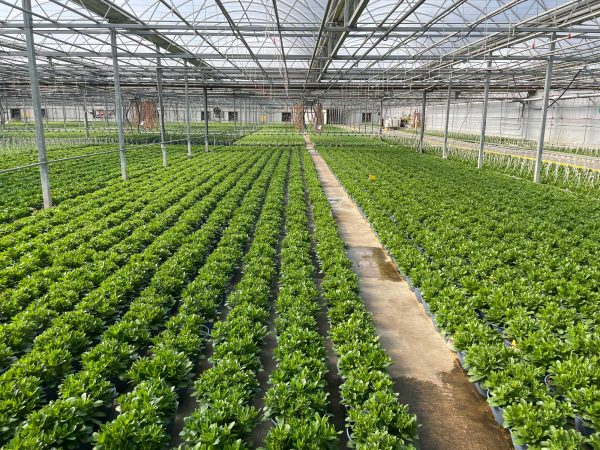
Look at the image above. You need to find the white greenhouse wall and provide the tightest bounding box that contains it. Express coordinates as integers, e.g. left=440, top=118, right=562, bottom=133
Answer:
left=391, top=91, right=600, bottom=147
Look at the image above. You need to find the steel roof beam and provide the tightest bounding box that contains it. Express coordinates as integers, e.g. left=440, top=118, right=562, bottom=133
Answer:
left=213, top=0, right=273, bottom=86
left=316, top=0, right=371, bottom=81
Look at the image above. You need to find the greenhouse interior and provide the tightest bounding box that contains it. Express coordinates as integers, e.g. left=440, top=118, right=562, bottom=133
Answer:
left=0, top=0, right=599, bottom=448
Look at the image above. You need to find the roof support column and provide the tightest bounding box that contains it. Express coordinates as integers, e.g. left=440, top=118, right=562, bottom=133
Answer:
left=379, top=98, right=383, bottom=135
left=24, top=99, right=29, bottom=131
left=478, top=59, right=492, bottom=169
left=62, top=102, right=66, bottom=131
left=534, top=33, right=556, bottom=183
left=156, top=46, right=167, bottom=166
left=111, top=29, right=127, bottom=180
left=103, top=94, right=109, bottom=129
left=419, top=90, right=426, bottom=154
left=22, top=0, right=52, bottom=208
left=83, top=91, right=90, bottom=138
left=203, top=85, right=209, bottom=153
left=443, top=83, right=452, bottom=159
left=44, top=98, right=49, bottom=126
left=344, top=0, right=351, bottom=26
left=233, top=94, right=237, bottom=134
left=184, top=61, right=192, bottom=158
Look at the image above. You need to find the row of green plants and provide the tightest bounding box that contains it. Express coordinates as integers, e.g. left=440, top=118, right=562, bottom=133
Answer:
left=0, top=155, right=253, bottom=369
left=0, top=123, right=262, bottom=224
left=0, top=144, right=194, bottom=224
left=0, top=152, right=273, bottom=445
left=377, top=131, right=600, bottom=193
left=236, top=127, right=305, bottom=148
left=261, top=151, right=338, bottom=447
left=415, top=129, right=600, bottom=158
left=180, top=149, right=289, bottom=448
left=0, top=153, right=227, bottom=296
left=302, top=150, right=419, bottom=448
left=0, top=144, right=218, bottom=239
left=314, top=137, right=600, bottom=449
left=93, top=150, right=286, bottom=448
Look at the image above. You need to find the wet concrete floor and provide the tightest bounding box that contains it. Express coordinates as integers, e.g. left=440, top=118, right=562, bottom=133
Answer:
left=305, top=135, right=512, bottom=450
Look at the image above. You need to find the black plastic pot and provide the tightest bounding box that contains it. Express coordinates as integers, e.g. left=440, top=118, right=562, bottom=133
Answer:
left=575, top=416, right=595, bottom=437
left=543, top=375, right=556, bottom=395
left=490, top=405, right=505, bottom=427
left=456, top=351, right=467, bottom=368
left=487, top=391, right=505, bottom=427
left=414, top=288, right=423, bottom=303
left=490, top=323, right=504, bottom=334
left=509, top=430, right=528, bottom=450
left=474, top=381, right=488, bottom=398
left=430, top=314, right=439, bottom=330
left=422, top=300, right=431, bottom=315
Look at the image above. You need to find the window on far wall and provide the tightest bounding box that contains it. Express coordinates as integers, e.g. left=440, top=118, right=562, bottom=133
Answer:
left=10, top=108, right=21, bottom=120
left=228, top=111, right=238, bottom=122
left=201, top=111, right=210, bottom=121
left=282, top=112, right=291, bottom=122
left=361, top=112, right=372, bottom=123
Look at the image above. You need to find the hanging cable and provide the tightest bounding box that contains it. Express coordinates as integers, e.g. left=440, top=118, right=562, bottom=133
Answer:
left=548, top=68, right=583, bottom=108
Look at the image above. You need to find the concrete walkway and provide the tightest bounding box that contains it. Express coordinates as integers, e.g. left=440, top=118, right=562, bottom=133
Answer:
left=305, top=135, right=512, bottom=450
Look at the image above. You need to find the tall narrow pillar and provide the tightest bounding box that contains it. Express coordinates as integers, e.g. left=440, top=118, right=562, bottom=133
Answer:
left=184, top=61, right=192, bottom=158
left=43, top=98, right=48, bottom=126
left=443, top=83, right=452, bottom=159
left=203, top=85, right=209, bottom=152
left=478, top=59, right=492, bottom=169
left=22, top=0, right=52, bottom=208
left=111, top=29, right=127, bottom=180
left=83, top=92, right=90, bottom=138
left=233, top=94, right=237, bottom=133
left=156, top=46, right=167, bottom=166
left=534, top=33, right=556, bottom=183
left=103, top=95, right=109, bottom=129
left=419, top=90, right=427, bottom=153
left=379, top=98, right=384, bottom=135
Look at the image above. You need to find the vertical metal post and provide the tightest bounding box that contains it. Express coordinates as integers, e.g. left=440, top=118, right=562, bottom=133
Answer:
left=419, top=90, right=426, bottom=153
left=24, top=99, right=29, bottom=130
left=103, top=94, right=109, bottom=129
left=478, top=59, right=492, bottom=169
left=23, top=0, right=52, bottom=208
left=83, top=91, right=90, bottom=138
left=43, top=98, right=48, bottom=126
left=111, top=29, right=127, bottom=180
left=443, top=83, right=452, bottom=159
left=534, top=33, right=556, bottom=183
left=203, top=85, right=209, bottom=152
left=184, top=61, right=192, bottom=158
left=343, top=0, right=350, bottom=26
left=156, top=46, right=167, bottom=166
left=379, top=98, right=383, bottom=135
left=233, top=94, right=237, bottom=132
left=62, top=102, right=66, bottom=130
